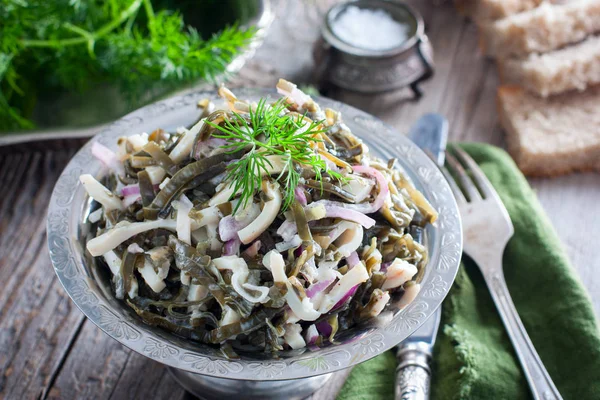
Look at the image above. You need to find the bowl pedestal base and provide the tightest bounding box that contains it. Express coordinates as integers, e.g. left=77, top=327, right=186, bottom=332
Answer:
left=168, top=367, right=333, bottom=400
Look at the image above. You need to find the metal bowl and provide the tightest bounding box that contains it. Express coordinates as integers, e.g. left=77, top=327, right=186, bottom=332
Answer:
left=47, top=89, right=462, bottom=398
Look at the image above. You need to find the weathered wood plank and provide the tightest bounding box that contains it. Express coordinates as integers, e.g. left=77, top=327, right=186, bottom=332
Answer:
left=0, top=153, right=30, bottom=214
left=0, top=151, right=69, bottom=298
left=457, top=65, right=503, bottom=146
left=437, top=25, right=493, bottom=138
left=0, top=278, right=85, bottom=400
left=0, top=149, right=86, bottom=400
left=529, top=174, right=600, bottom=316
left=45, top=320, right=131, bottom=400
left=0, top=153, right=17, bottom=186
left=40, top=315, right=86, bottom=400
left=108, top=354, right=186, bottom=400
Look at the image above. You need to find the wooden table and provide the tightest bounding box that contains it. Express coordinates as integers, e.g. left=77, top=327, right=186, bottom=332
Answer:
left=2, top=1, right=599, bottom=399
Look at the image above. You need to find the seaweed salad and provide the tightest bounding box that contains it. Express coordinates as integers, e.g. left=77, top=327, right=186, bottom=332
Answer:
left=81, top=79, right=438, bottom=353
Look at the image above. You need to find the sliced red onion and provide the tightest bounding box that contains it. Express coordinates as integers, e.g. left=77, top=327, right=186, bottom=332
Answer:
left=276, top=80, right=311, bottom=108
left=346, top=252, right=360, bottom=269
left=120, top=183, right=159, bottom=197
left=223, top=238, right=241, bottom=256
left=332, top=284, right=359, bottom=310
left=304, top=324, right=319, bottom=346
left=218, top=208, right=258, bottom=242
left=294, top=186, right=307, bottom=206
left=294, top=246, right=304, bottom=258
left=351, top=166, right=389, bottom=213
left=92, top=142, right=123, bottom=175
left=242, top=240, right=262, bottom=258
left=316, top=320, right=332, bottom=337
left=121, top=184, right=140, bottom=197
left=381, top=261, right=392, bottom=273
left=219, top=216, right=240, bottom=242
left=306, top=278, right=335, bottom=299
left=122, top=194, right=141, bottom=207
left=322, top=204, right=375, bottom=229
left=304, top=167, right=388, bottom=224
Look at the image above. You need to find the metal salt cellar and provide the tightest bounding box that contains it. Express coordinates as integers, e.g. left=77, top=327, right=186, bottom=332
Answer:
left=315, top=0, right=434, bottom=97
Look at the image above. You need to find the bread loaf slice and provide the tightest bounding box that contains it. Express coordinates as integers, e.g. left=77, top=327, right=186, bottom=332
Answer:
left=480, top=1, right=600, bottom=58
left=497, top=85, right=600, bottom=176
left=455, top=0, right=544, bottom=21
left=499, top=36, right=600, bottom=97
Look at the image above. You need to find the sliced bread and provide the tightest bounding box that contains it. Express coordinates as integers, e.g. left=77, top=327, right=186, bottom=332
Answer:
left=499, top=35, right=600, bottom=97
left=455, top=0, right=544, bottom=21
left=480, top=1, right=600, bottom=58
left=497, top=85, right=600, bottom=176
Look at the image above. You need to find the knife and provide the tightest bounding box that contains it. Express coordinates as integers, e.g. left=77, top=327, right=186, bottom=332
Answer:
left=407, top=113, right=448, bottom=167
left=394, top=113, right=448, bottom=400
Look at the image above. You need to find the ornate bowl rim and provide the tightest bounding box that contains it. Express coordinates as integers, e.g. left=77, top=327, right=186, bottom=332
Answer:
left=47, top=88, right=462, bottom=380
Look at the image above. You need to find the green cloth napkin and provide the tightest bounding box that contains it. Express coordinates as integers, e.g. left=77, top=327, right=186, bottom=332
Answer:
left=337, top=143, right=600, bottom=400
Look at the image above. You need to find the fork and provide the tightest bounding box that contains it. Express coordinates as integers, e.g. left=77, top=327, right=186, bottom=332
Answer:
left=444, top=146, right=563, bottom=400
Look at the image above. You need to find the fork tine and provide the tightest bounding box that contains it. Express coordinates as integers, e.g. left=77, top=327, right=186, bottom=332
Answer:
left=446, top=152, right=482, bottom=202
left=452, top=146, right=494, bottom=198
left=441, top=166, right=467, bottom=204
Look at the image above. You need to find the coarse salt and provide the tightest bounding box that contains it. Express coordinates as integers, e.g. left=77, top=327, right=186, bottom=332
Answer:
left=332, top=6, right=410, bottom=51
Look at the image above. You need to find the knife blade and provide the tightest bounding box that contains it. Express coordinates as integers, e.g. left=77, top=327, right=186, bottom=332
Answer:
left=407, top=113, right=448, bottom=167
left=394, top=113, right=448, bottom=400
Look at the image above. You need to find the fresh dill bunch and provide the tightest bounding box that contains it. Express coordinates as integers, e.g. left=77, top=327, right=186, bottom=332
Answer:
left=207, top=98, right=345, bottom=214
left=0, top=0, right=256, bottom=131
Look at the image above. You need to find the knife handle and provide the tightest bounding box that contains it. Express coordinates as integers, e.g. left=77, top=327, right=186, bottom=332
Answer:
left=394, top=342, right=432, bottom=400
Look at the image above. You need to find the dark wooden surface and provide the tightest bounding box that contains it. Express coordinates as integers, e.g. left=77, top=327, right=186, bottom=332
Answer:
left=2, top=1, right=599, bottom=399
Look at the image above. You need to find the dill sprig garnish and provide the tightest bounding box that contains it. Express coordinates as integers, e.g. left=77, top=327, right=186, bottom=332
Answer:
left=207, top=98, right=345, bottom=214
left=0, top=0, right=256, bottom=130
